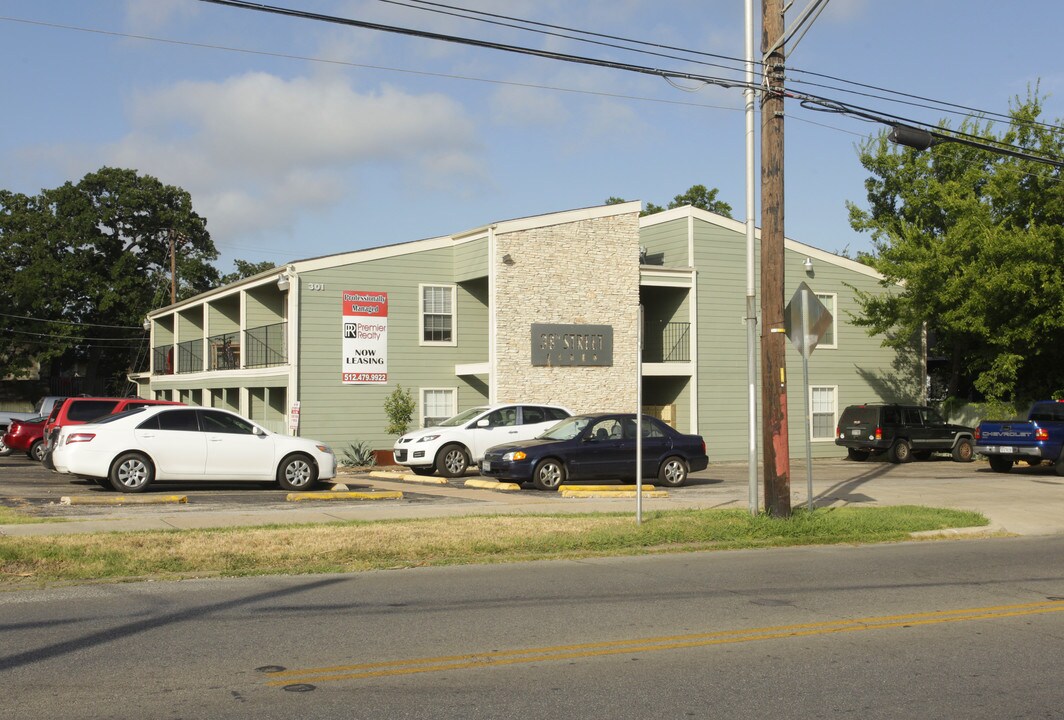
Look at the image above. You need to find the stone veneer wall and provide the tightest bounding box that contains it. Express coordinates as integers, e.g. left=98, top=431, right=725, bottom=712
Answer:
left=493, top=211, right=640, bottom=413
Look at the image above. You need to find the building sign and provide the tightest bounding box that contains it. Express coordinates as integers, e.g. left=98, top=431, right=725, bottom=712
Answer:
left=531, top=323, right=613, bottom=367
left=342, top=290, right=388, bottom=384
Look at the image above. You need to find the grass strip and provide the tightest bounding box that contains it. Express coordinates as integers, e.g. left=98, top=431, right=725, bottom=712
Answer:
left=0, top=505, right=988, bottom=587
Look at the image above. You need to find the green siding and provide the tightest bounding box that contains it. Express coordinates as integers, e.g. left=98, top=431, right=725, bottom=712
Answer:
left=680, top=216, right=912, bottom=462
left=454, top=237, right=488, bottom=281
left=294, top=245, right=490, bottom=455
left=640, top=220, right=690, bottom=267
left=245, top=285, right=285, bottom=330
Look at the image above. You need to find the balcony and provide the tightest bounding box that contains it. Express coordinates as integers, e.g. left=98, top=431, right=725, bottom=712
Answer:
left=152, top=344, right=174, bottom=376
left=208, top=331, right=241, bottom=371
left=244, top=322, right=287, bottom=368
left=643, top=321, right=690, bottom=363
left=176, top=339, right=204, bottom=374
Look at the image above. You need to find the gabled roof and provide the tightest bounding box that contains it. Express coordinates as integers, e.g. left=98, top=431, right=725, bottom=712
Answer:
left=640, top=205, right=884, bottom=280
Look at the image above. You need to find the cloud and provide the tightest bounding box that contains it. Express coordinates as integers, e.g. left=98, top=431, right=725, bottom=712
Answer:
left=99, top=72, right=482, bottom=244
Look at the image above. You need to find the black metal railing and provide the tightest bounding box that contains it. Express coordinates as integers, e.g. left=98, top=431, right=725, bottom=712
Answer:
left=208, top=331, right=240, bottom=371
left=244, top=322, right=287, bottom=368
left=643, top=321, right=690, bottom=362
left=152, top=344, right=175, bottom=375
left=176, top=339, right=203, bottom=374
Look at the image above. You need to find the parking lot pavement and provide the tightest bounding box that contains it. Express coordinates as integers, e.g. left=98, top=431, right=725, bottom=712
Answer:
left=1, top=453, right=1063, bottom=536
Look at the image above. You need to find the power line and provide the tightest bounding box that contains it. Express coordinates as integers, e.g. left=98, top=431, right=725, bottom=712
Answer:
left=197, top=0, right=1064, bottom=168
left=0, top=311, right=144, bottom=329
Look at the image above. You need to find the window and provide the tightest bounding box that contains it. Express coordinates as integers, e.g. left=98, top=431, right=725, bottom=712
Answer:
left=420, top=284, right=456, bottom=345
left=810, top=386, right=838, bottom=441
left=201, top=410, right=255, bottom=434
left=816, top=293, right=837, bottom=349
left=421, top=388, right=456, bottom=428
left=485, top=407, right=518, bottom=427
left=156, top=409, right=201, bottom=432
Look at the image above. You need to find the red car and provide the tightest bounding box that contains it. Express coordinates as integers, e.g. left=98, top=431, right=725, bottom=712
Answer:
left=2, top=416, right=48, bottom=461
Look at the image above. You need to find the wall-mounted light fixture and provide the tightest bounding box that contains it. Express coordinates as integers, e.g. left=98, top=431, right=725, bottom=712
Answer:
left=276, top=273, right=291, bottom=290
left=803, top=257, right=814, bottom=274
left=142, top=318, right=151, bottom=332
left=501, top=253, right=514, bottom=266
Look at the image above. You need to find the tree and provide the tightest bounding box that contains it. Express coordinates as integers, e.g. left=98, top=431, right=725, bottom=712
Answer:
left=606, top=184, right=733, bottom=218
left=383, top=384, right=416, bottom=436
left=0, top=168, right=221, bottom=393
left=220, top=259, right=278, bottom=285
left=847, top=90, right=1064, bottom=402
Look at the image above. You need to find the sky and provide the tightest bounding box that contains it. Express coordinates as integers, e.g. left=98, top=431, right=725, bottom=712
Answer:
left=1, top=0, right=1061, bottom=274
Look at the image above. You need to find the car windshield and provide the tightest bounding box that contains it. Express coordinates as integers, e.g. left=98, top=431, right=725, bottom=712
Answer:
left=436, top=406, right=490, bottom=427
left=539, top=416, right=592, bottom=440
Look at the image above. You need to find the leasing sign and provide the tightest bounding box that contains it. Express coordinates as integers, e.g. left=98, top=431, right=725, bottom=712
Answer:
left=341, top=290, right=388, bottom=384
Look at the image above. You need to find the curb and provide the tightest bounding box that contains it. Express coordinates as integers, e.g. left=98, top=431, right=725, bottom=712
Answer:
left=560, top=490, right=669, bottom=499
left=560, top=484, right=659, bottom=492
left=60, top=495, right=188, bottom=506
left=369, top=470, right=449, bottom=485
left=464, top=479, right=521, bottom=492
left=286, top=490, right=404, bottom=502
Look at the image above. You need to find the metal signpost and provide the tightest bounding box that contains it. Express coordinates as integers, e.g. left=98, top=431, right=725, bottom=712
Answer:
left=785, top=282, right=833, bottom=512
left=636, top=305, right=644, bottom=525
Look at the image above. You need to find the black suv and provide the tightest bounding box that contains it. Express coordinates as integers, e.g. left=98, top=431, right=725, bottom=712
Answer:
left=835, top=404, right=975, bottom=463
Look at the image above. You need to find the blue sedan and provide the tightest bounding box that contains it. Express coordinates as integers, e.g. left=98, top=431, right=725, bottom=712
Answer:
left=480, top=413, right=708, bottom=491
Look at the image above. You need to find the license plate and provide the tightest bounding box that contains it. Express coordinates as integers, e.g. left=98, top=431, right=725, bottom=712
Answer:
left=850, top=429, right=861, bottom=436
left=998, top=446, right=1013, bottom=454
left=482, top=461, right=492, bottom=472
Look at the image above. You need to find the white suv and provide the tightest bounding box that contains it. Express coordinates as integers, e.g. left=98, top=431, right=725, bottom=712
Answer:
left=392, top=403, right=572, bottom=477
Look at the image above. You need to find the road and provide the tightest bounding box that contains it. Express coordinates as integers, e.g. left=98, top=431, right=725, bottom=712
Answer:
left=2, top=535, right=1063, bottom=719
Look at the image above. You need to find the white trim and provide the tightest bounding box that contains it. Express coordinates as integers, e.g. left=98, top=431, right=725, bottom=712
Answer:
left=487, top=225, right=498, bottom=403
left=689, top=269, right=699, bottom=435
left=809, top=385, right=839, bottom=442
left=687, top=213, right=695, bottom=267
left=642, top=362, right=694, bottom=377
left=815, top=292, right=838, bottom=350
left=419, top=283, right=458, bottom=347
left=420, top=387, right=458, bottom=428
left=639, top=267, right=694, bottom=287
left=286, top=270, right=299, bottom=435
left=456, top=362, right=490, bottom=376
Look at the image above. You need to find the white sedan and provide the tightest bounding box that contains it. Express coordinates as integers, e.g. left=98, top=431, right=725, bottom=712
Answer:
left=392, top=403, right=572, bottom=477
left=51, top=406, right=335, bottom=492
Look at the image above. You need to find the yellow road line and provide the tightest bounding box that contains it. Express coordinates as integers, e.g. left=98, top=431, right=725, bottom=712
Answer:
left=60, top=495, right=187, bottom=505
left=264, top=598, right=1064, bottom=686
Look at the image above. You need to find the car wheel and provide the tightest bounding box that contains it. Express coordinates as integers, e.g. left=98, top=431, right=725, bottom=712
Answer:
left=532, top=459, right=566, bottom=491
left=888, top=440, right=912, bottom=464
left=435, top=444, right=469, bottom=478
left=846, top=448, right=870, bottom=461
left=410, top=466, right=436, bottom=476
left=951, top=438, right=974, bottom=463
left=109, top=452, right=154, bottom=493
left=0, top=436, right=11, bottom=457
left=988, top=456, right=1013, bottom=473
left=29, top=440, right=45, bottom=462
left=278, top=454, right=318, bottom=491
left=658, top=456, right=689, bottom=487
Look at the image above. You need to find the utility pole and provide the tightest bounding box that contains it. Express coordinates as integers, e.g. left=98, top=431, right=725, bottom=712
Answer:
left=761, top=0, right=791, bottom=516
left=169, top=229, right=178, bottom=305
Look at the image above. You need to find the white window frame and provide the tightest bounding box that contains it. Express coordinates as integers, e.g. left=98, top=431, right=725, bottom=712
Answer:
left=810, top=385, right=838, bottom=442
left=420, top=387, right=457, bottom=429
left=419, top=284, right=457, bottom=347
left=816, top=292, right=838, bottom=349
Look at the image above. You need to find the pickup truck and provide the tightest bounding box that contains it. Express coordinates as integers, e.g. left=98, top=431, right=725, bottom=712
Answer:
left=975, top=400, right=1064, bottom=475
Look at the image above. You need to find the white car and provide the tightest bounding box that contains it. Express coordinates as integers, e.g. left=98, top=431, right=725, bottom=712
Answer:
left=392, top=403, right=572, bottom=477
left=51, top=406, right=336, bottom=493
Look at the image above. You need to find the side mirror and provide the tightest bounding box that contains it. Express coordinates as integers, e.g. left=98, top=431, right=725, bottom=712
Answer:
left=476, top=418, right=490, bottom=428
